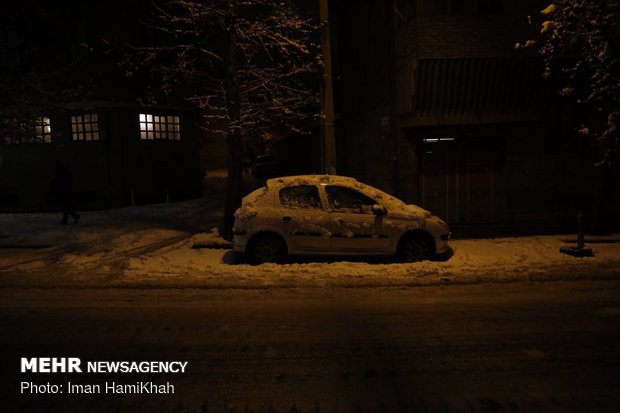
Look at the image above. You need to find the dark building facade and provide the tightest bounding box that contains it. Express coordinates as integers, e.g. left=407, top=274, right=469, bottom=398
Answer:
left=332, top=0, right=606, bottom=230
left=0, top=103, right=201, bottom=211
left=1, top=1, right=203, bottom=211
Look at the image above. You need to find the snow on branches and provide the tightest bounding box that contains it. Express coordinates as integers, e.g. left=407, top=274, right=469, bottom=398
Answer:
left=517, top=1, right=619, bottom=163
left=130, top=0, right=322, bottom=142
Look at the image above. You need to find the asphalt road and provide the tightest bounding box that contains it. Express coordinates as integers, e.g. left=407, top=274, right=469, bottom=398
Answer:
left=1, top=280, right=619, bottom=412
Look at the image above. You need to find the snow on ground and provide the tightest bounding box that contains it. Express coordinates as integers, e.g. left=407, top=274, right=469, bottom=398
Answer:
left=121, top=234, right=620, bottom=288
left=1, top=196, right=619, bottom=288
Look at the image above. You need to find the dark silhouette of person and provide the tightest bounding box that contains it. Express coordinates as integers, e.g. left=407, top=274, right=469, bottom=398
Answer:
left=51, top=161, right=80, bottom=225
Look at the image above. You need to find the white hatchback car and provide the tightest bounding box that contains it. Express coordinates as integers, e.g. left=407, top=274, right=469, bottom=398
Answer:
left=233, top=175, right=450, bottom=264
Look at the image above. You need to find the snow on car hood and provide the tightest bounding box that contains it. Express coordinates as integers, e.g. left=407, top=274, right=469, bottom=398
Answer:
left=367, top=190, right=431, bottom=219
left=403, top=203, right=432, bottom=218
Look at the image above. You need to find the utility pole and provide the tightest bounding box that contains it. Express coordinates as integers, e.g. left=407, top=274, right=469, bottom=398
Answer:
left=387, top=0, right=400, bottom=198
left=319, top=0, right=337, bottom=174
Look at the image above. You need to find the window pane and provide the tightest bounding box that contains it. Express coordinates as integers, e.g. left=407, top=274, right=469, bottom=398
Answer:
left=140, top=114, right=146, bottom=122
left=279, top=185, right=322, bottom=209
left=92, top=113, right=98, bottom=122
left=325, top=186, right=376, bottom=213
left=93, top=131, right=100, bottom=140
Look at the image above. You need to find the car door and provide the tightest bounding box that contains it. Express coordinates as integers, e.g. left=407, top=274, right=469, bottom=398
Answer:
left=323, top=185, right=392, bottom=253
left=277, top=185, right=332, bottom=253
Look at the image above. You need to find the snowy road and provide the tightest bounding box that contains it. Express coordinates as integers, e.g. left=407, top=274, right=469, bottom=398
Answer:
left=2, top=280, right=620, bottom=412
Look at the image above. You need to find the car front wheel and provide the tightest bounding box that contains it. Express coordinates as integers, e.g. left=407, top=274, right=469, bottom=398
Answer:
left=247, top=234, right=287, bottom=264
left=397, top=235, right=431, bottom=262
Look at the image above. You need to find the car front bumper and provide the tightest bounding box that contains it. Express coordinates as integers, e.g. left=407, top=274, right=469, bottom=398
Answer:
left=426, top=216, right=451, bottom=254
left=232, top=232, right=248, bottom=253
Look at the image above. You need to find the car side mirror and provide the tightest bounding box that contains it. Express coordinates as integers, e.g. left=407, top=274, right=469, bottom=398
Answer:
left=372, top=204, right=387, bottom=216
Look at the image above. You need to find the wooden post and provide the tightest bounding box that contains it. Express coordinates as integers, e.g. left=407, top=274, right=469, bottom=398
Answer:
left=577, top=210, right=584, bottom=250
left=319, top=0, right=337, bottom=175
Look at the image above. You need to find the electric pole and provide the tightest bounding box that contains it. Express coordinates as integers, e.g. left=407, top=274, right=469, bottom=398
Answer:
left=319, top=0, right=337, bottom=174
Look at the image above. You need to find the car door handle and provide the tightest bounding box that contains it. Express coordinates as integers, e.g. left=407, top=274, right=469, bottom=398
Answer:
left=282, top=216, right=292, bottom=222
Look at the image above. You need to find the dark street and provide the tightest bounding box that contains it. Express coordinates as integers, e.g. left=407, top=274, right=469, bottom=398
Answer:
left=2, top=279, right=619, bottom=412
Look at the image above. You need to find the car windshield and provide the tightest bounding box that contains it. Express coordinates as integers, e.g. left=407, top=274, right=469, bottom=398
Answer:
left=358, top=184, right=407, bottom=208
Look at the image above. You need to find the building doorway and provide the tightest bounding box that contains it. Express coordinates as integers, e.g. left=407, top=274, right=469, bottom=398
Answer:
left=418, top=134, right=502, bottom=225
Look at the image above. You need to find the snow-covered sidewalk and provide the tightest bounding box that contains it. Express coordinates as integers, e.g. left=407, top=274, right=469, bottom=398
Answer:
left=1, top=197, right=619, bottom=288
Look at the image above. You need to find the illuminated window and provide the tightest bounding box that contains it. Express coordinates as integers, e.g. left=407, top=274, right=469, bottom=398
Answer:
left=139, top=113, right=181, bottom=141
left=1, top=117, right=52, bottom=144
left=34, top=117, right=52, bottom=143
left=71, top=113, right=100, bottom=141
left=422, top=137, right=455, bottom=143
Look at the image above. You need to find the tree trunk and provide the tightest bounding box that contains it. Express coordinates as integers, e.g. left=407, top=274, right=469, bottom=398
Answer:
left=221, top=2, right=243, bottom=242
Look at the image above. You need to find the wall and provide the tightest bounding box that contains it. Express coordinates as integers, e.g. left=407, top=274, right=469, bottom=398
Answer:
left=0, top=105, right=202, bottom=211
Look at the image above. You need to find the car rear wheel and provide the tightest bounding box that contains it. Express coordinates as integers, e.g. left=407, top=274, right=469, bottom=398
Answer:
left=397, top=235, right=431, bottom=262
left=247, top=234, right=287, bottom=264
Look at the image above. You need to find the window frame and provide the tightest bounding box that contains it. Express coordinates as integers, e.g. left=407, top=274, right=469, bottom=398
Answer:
left=139, top=113, right=181, bottom=141
left=71, top=113, right=100, bottom=142
left=1, top=116, right=52, bottom=145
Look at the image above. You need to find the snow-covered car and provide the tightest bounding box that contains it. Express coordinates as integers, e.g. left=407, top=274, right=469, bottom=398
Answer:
left=232, top=175, right=451, bottom=264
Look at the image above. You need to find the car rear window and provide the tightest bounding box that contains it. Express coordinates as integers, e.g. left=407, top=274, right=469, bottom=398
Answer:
left=279, top=185, right=322, bottom=209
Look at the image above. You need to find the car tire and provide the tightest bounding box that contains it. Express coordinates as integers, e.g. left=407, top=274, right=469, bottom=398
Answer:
left=397, top=235, right=431, bottom=262
left=247, top=234, right=287, bottom=264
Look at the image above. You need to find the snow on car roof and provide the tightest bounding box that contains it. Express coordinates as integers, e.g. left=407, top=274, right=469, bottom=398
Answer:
left=265, top=175, right=407, bottom=208
left=266, top=175, right=361, bottom=189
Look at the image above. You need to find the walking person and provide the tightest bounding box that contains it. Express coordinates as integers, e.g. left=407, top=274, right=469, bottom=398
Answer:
left=51, top=161, right=80, bottom=225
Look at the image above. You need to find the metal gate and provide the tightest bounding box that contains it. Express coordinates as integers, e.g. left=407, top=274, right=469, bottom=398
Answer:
left=420, top=136, right=497, bottom=225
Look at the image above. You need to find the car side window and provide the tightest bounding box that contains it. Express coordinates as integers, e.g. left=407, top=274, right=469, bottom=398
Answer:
left=279, top=185, right=322, bottom=210
left=325, top=186, right=376, bottom=214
